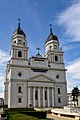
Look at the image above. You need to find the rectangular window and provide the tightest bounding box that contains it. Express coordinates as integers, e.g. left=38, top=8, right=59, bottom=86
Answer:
left=57, top=88, right=61, bottom=94
left=18, top=98, right=22, bottom=103
left=18, top=86, right=22, bottom=93
left=58, top=98, right=61, bottom=103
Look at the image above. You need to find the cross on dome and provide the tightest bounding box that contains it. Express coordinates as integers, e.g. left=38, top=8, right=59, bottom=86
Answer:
left=50, top=24, right=52, bottom=34
left=36, top=47, right=41, bottom=54
left=18, top=18, right=21, bottom=28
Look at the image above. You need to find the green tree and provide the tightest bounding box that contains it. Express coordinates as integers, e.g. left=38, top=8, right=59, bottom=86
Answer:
left=72, top=86, right=80, bottom=106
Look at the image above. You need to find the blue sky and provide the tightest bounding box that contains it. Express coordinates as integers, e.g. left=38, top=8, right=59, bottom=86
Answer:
left=0, top=0, right=80, bottom=97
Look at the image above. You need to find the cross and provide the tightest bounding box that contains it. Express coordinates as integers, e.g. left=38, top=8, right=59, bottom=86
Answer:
left=50, top=24, right=52, bottom=33
left=50, top=24, right=52, bottom=29
left=18, top=18, right=21, bottom=22
left=18, top=18, right=21, bottom=28
left=36, top=47, right=41, bottom=54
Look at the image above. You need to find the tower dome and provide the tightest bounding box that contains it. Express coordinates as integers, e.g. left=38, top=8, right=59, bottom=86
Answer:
left=12, top=20, right=26, bottom=38
left=45, top=24, right=58, bottom=44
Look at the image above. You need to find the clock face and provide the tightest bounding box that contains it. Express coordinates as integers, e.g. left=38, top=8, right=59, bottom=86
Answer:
left=54, top=45, right=57, bottom=49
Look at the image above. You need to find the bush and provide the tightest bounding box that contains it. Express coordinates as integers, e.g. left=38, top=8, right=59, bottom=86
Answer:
left=3, top=105, right=8, bottom=108
left=4, top=108, right=47, bottom=120
left=21, top=111, right=46, bottom=119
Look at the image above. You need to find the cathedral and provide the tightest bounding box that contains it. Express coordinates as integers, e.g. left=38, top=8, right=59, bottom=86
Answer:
left=4, top=21, right=67, bottom=108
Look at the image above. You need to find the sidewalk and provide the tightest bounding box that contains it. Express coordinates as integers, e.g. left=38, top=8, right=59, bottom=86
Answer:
left=47, top=114, right=75, bottom=120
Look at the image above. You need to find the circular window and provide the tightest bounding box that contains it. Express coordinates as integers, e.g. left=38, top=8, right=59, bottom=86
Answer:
left=56, top=75, right=59, bottom=79
left=18, top=72, right=22, bottom=77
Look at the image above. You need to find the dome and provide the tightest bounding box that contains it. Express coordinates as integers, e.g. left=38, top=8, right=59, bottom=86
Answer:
left=45, top=25, right=58, bottom=44
left=12, top=22, right=26, bottom=38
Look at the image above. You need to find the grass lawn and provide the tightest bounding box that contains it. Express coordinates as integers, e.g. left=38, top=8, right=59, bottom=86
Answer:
left=4, top=108, right=51, bottom=120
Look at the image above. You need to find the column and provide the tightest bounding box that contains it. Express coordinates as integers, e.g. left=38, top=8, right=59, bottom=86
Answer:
left=33, top=87, right=35, bottom=107
left=25, top=50, right=26, bottom=59
left=28, top=87, right=30, bottom=107
left=38, top=87, right=40, bottom=107
left=13, top=48, right=14, bottom=58
left=43, top=87, right=45, bottom=107
left=47, top=87, right=50, bottom=107
left=52, top=87, right=54, bottom=107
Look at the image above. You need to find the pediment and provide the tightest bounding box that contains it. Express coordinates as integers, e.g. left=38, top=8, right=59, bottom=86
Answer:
left=27, top=74, right=55, bottom=83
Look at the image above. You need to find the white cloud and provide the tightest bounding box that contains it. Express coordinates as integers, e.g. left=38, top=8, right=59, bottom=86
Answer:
left=0, top=50, right=9, bottom=98
left=66, top=58, right=80, bottom=92
left=58, top=2, right=80, bottom=92
left=62, top=44, right=80, bottom=51
left=0, top=50, right=9, bottom=66
left=0, top=92, right=4, bottom=98
left=58, top=2, right=80, bottom=41
left=66, top=58, right=80, bottom=79
left=0, top=74, right=5, bottom=98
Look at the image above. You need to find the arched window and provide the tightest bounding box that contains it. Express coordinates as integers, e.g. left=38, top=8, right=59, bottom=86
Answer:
left=18, top=86, right=21, bottom=93
left=35, top=90, right=38, bottom=100
left=18, top=40, right=22, bottom=44
left=58, top=88, right=60, bottom=94
left=45, top=90, right=47, bottom=100
left=14, top=41, right=16, bottom=44
left=54, top=45, right=57, bottom=49
left=49, top=46, right=52, bottom=49
left=58, top=98, right=61, bottom=103
left=18, top=51, right=22, bottom=57
left=18, top=98, right=22, bottom=103
left=55, top=55, right=58, bottom=61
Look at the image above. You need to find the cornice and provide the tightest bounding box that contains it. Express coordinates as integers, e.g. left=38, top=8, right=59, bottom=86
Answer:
left=9, top=64, right=66, bottom=71
left=9, top=79, right=67, bottom=85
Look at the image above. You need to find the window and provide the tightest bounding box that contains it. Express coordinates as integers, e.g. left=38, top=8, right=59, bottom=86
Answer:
left=18, top=72, right=22, bottom=77
left=18, top=86, right=22, bottom=93
left=45, top=90, right=47, bottom=100
left=55, top=55, right=58, bottom=61
left=54, top=45, right=57, bottom=49
left=58, top=98, right=61, bottom=103
left=56, top=75, right=59, bottom=79
left=18, top=51, right=22, bottom=57
left=18, top=40, right=22, bottom=44
left=14, top=41, right=16, bottom=44
left=57, top=88, right=60, bottom=94
left=49, top=46, right=52, bottom=49
left=35, top=90, right=38, bottom=100
left=18, top=98, right=22, bottom=103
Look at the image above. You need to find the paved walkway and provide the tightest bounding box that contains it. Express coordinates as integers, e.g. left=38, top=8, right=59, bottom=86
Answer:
left=47, top=114, right=75, bottom=120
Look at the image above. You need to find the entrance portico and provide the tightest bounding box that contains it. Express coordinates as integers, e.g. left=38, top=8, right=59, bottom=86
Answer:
left=28, top=86, right=54, bottom=107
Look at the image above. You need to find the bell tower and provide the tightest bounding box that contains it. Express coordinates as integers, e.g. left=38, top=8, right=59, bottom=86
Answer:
left=10, top=19, right=28, bottom=65
left=45, top=24, right=63, bottom=64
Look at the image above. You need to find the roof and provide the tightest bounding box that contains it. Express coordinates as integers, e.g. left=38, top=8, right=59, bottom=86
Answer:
left=12, top=22, right=26, bottom=38
left=45, top=25, right=59, bottom=44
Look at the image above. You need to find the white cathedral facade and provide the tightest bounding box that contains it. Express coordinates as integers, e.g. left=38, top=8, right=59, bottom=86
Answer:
left=4, top=21, right=67, bottom=108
